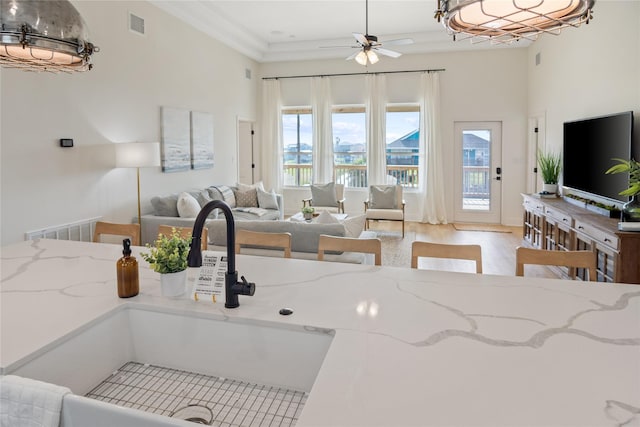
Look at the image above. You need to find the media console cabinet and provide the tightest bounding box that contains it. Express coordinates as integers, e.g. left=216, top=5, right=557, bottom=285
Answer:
left=522, top=193, right=640, bottom=284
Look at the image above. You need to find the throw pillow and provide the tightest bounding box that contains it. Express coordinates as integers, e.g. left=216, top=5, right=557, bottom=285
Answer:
left=310, top=182, right=337, bottom=207
left=257, top=188, right=279, bottom=210
left=194, top=189, right=213, bottom=207
left=235, top=188, right=258, bottom=207
left=177, top=192, right=201, bottom=218
left=150, top=194, right=180, bottom=217
left=369, top=185, right=397, bottom=209
left=314, top=210, right=339, bottom=224
left=343, top=214, right=366, bottom=238
left=214, top=185, right=236, bottom=208
left=236, top=181, right=265, bottom=192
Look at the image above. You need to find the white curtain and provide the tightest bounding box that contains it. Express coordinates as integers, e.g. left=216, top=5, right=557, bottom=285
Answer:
left=365, top=74, right=387, bottom=186
left=311, top=77, right=334, bottom=183
left=419, top=72, right=447, bottom=224
left=260, top=79, right=283, bottom=192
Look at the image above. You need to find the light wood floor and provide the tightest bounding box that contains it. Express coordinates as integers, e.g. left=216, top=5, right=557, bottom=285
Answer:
left=368, top=220, right=558, bottom=279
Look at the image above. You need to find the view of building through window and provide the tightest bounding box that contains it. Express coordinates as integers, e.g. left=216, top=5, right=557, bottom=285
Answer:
left=283, top=106, right=420, bottom=188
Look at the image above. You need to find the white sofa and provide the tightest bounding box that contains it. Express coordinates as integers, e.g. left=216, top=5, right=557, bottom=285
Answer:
left=139, top=186, right=283, bottom=245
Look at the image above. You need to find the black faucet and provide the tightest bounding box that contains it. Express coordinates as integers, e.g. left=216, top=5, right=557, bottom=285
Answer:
left=187, top=200, right=255, bottom=308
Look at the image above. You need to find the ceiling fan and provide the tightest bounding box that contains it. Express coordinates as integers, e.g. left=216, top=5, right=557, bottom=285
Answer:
left=324, top=0, right=414, bottom=65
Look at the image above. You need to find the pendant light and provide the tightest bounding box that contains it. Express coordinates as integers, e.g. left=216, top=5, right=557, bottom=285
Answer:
left=0, top=0, right=99, bottom=72
left=435, top=0, right=595, bottom=43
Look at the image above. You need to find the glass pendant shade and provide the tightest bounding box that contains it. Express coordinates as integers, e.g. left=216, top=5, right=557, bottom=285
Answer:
left=0, top=0, right=99, bottom=72
left=367, top=50, right=379, bottom=64
left=436, top=0, right=595, bottom=43
left=355, top=50, right=368, bottom=65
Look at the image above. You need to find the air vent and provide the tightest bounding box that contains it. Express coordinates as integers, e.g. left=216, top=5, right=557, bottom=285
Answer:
left=129, top=12, right=145, bottom=36
left=245, top=68, right=252, bottom=80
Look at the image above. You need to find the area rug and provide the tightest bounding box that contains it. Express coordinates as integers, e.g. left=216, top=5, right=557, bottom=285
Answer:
left=374, top=230, right=415, bottom=268
left=453, top=223, right=513, bottom=233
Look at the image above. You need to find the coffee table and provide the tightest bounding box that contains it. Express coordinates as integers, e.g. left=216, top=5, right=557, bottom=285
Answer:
left=288, top=212, right=348, bottom=222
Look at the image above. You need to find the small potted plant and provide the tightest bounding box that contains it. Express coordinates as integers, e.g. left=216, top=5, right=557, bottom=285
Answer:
left=537, top=149, right=562, bottom=195
left=301, top=205, right=315, bottom=220
left=141, top=228, right=191, bottom=296
left=605, top=158, right=640, bottom=222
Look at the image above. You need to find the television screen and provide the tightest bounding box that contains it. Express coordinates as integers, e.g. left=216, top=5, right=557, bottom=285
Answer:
left=563, top=111, right=634, bottom=203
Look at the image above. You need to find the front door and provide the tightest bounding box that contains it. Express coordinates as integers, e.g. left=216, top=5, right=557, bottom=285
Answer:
left=453, top=121, right=502, bottom=224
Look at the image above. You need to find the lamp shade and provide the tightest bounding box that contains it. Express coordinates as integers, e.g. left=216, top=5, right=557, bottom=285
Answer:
left=115, top=142, right=161, bottom=168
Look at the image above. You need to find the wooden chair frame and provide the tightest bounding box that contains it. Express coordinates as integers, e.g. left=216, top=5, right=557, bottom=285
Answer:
left=235, top=229, right=292, bottom=258
left=515, top=246, right=597, bottom=281
left=317, top=234, right=382, bottom=266
left=157, top=225, right=208, bottom=251
left=93, top=221, right=141, bottom=246
left=411, top=241, right=483, bottom=273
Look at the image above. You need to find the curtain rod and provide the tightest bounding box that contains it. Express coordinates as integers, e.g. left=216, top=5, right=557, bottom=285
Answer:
left=262, top=68, right=445, bottom=80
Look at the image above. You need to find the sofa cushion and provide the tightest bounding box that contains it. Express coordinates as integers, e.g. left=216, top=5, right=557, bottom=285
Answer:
left=369, top=185, right=397, bottom=209
left=235, top=188, right=258, bottom=207
left=177, top=192, right=201, bottom=218
left=257, top=188, right=279, bottom=210
left=311, top=182, right=338, bottom=207
left=151, top=194, right=179, bottom=217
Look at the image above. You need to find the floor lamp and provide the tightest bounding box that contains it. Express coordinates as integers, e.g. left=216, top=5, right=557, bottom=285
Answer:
left=115, top=142, right=161, bottom=225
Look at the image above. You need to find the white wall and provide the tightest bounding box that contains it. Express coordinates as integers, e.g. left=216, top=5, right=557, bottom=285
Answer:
left=527, top=0, right=640, bottom=193
left=258, top=47, right=529, bottom=225
left=0, top=1, right=259, bottom=245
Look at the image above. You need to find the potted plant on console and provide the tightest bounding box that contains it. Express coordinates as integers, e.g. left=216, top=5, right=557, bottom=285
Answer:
left=605, top=158, right=640, bottom=222
left=142, top=228, right=191, bottom=296
left=538, top=149, right=561, bottom=196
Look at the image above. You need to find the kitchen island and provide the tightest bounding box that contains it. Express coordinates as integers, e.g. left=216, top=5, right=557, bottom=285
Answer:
left=1, top=239, right=639, bottom=426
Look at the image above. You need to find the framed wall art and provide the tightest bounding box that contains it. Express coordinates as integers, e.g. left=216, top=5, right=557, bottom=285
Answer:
left=190, top=111, right=214, bottom=170
left=160, top=107, right=191, bottom=173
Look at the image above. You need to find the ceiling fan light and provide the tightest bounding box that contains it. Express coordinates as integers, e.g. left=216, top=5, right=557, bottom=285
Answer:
left=437, top=0, right=595, bottom=43
left=367, top=50, right=379, bottom=64
left=355, top=50, right=368, bottom=65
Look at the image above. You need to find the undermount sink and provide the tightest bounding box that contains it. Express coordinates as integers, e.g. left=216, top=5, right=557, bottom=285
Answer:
left=8, top=306, right=334, bottom=426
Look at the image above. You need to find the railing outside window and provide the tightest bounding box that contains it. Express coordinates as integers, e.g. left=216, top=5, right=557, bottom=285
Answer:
left=462, top=166, right=490, bottom=199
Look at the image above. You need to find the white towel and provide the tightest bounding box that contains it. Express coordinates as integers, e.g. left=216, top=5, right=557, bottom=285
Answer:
left=0, top=375, right=71, bottom=427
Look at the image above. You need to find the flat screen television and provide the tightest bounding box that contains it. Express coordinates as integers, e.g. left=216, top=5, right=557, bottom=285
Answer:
left=562, top=111, right=634, bottom=203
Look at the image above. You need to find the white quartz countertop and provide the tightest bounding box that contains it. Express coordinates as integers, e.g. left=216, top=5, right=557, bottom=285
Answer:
left=2, top=239, right=639, bottom=426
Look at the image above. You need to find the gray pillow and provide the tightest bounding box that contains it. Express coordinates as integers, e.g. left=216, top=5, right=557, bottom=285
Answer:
left=257, top=188, right=279, bottom=210
left=150, top=194, right=179, bottom=217
left=311, top=182, right=337, bottom=207
left=369, top=186, right=397, bottom=209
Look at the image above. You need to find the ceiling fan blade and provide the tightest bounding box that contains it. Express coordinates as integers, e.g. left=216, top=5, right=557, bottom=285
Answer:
left=383, top=38, right=414, bottom=46
left=320, top=45, right=358, bottom=49
left=353, top=32, right=369, bottom=46
left=346, top=51, right=361, bottom=60
left=375, top=48, right=402, bottom=58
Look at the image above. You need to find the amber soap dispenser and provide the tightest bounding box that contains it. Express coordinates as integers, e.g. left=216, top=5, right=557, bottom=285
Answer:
left=117, top=238, right=139, bottom=298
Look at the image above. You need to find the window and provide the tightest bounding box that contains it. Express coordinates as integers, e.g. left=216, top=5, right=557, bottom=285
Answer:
left=282, top=105, right=421, bottom=189
left=282, top=108, right=312, bottom=186
left=332, top=107, right=366, bottom=188
left=386, top=105, right=420, bottom=188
